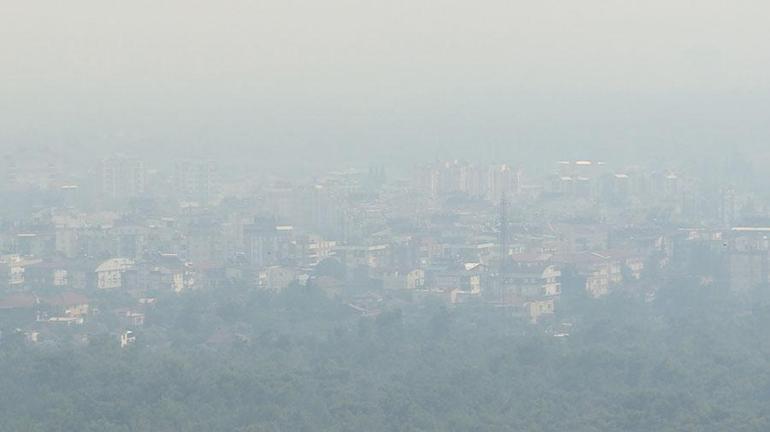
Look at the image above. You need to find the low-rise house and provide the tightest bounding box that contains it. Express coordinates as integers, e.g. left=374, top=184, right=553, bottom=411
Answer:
left=42, top=292, right=90, bottom=318
left=120, top=330, right=136, bottom=348
left=258, top=266, right=296, bottom=292
left=449, top=287, right=484, bottom=304
left=33, top=292, right=90, bottom=326
left=381, top=268, right=425, bottom=290
left=727, top=227, right=770, bottom=292
left=24, top=259, right=83, bottom=289
left=552, top=252, right=622, bottom=298
left=135, top=254, right=195, bottom=293
left=13, top=231, right=56, bottom=257
left=429, top=262, right=486, bottom=294
left=191, top=261, right=228, bottom=290
left=294, top=234, right=337, bottom=266
left=500, top=256, right=561, bottom=301
left=26, top=258, right=101, bottom=290
left=115, top=309, right=145, bottom=327
left=495, top=293, right=555, bottom=323
left=549, top=223, right=610, bottom=253
left=335, top=244, right=391, bottom=270
left=0, top=255, right=42, bottom=290
left=444, top=242, right=496, bottom=266
left=0, top=293, right=38, bottom=325
left=603, top=249, right=646, bottom=281
left=95, top=258, right=135, bottom=289
left=525, top=298, right=555, bottom=323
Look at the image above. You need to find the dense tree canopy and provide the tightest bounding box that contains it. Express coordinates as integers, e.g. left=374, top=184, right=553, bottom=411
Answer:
left=2, top=280, right=770, bottom=432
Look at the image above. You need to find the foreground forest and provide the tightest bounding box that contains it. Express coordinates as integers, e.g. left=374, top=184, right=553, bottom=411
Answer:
left=2, top=279, right=770, bottom=432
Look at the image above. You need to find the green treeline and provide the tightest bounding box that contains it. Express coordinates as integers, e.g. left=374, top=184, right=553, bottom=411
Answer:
left=1, top=280, right=770, bottom=432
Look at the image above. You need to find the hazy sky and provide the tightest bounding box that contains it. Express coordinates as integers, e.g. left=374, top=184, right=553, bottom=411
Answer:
left=2, top=0, right=770, bottom=168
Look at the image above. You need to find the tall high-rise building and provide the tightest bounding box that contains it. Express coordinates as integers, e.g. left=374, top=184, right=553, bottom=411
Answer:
left=100, top=155, right=145, bottom=201
left=3, top=155, right=17, bottom=189
left=243, top=218, right=293, bottom=268
left=174, top=160, right=218, bottom=206
left=487, top=164, right=517, bottom=202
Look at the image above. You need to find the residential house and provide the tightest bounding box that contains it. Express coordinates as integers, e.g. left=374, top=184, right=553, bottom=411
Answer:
left=95, top=258, right=135, bottom=289
left=552, top=252, right=622, bottom=298
left=258, top=266, right=296, bottom=292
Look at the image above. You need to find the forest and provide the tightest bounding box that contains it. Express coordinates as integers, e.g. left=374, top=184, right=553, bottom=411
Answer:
left=2, top=278, right=770, bottom=432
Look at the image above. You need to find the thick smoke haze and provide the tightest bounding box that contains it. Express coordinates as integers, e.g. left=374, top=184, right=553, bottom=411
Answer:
left=5, top=3, right=770, bottom=431
left=2, top=0, right=770, bottom=169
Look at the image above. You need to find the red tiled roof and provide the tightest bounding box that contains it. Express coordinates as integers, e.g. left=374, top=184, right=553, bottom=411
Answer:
left=510, top=252, right=552, bottom=263
left=551, top=252, right=610, bottom=266
left=0, top=293, right=37, bottom=309
left=43, top=292, right=90, bottom=307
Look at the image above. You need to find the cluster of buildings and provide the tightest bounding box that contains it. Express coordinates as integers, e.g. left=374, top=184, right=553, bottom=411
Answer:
left=0, top=153, right=766, bottom=346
